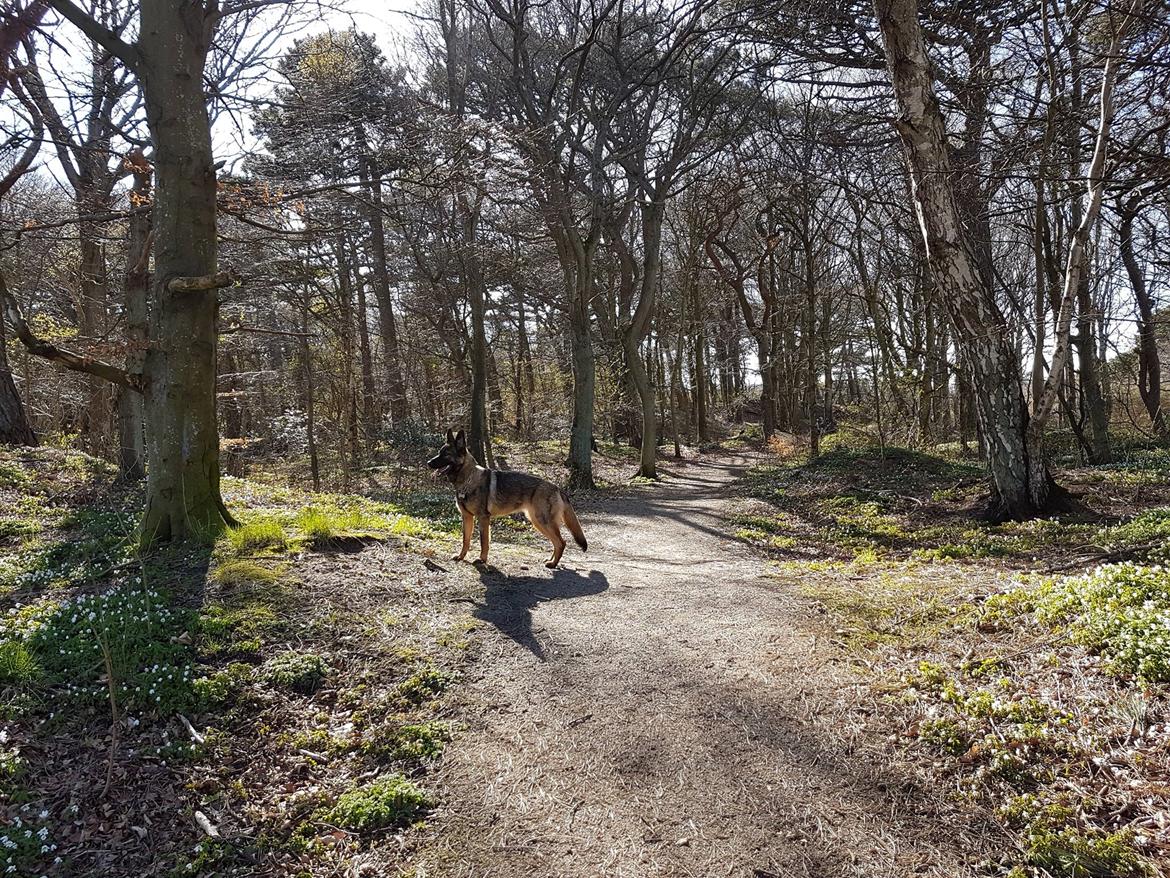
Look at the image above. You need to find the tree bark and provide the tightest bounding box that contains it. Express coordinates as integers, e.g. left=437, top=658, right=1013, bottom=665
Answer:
left=116, top=152, right=150, bottom=480
left=134, top=0, right=234, bottom=544
left=874, top=0, right=1052, bottom=518
left=1119, top=195, right=1166, bottom=434
left=361, top=164, right=410, bottom=426
left=0, top=300, right=37, bottom=446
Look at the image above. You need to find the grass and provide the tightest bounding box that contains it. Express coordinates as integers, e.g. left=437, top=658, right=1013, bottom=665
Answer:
left=223, top=517, right=289, bottom=554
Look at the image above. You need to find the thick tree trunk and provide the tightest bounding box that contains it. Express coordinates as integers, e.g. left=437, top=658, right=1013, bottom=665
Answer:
left=874, top=0, right=1052, bottom=518
left=137, top=0, right=233, bottom=545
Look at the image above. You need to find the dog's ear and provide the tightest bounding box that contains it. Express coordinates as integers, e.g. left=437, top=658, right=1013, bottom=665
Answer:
left=446, top=428, right=455, bottom=445
left=454, top=429, right=466, bottom=450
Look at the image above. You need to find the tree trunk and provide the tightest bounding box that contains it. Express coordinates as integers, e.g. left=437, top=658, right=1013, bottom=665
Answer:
left=136, top=0, right=233, bottom=545
left=300, top=298, right=320, bottom=492
left=0, top=306, right=36, bottom=446
left=1119, top=197, right=1165, bottom=434
left=624, top=201, right=664, bottom=479
left=874, top=0, right=1052, bottom=518
left=362, top=164, right=409, bottom=426
left=567, top=273, right=595, bottom=488
left=351, top=254, right=378, bottom=446
left=116, top=154, right=150, bottom=480
left=462, top=206, right=490, bottom=464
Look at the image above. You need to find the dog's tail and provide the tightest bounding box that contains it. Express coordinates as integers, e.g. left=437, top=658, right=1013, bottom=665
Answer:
left=560, top=492, right=587, bottom=551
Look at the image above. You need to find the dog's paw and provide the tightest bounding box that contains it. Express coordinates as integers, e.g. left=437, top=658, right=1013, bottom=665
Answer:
left=544, top=560, right=558, bottom=569
left=473, top=557, right=488, bottom=566
left=451, top=554, right=465, bottom=562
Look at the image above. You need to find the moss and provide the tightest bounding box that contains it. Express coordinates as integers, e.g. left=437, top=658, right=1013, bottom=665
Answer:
left=199, top=601, right=279, bottom=660
left=362, top=721, right=451, bottom=763
left=395, top=665, right=455, bottom=705
left=263, top=651, right=330, bottom=694
left=210, top=558, right=286, bottom=587
left=194, top=662, right=254, bottom=707
left=317, top=774, right=433, bottom=831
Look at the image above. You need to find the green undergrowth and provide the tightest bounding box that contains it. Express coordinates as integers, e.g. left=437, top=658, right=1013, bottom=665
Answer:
left=985, top=562, right=1170, bottom=683
left=731, top=443, right=1170, bottom=877
left=735, top=444, right=1170, bottom=567
left=219, top=474, right=473, bottom=556
left=0, top=448, right=476, bottom=876
left=317, top=773, right=433, bottom=832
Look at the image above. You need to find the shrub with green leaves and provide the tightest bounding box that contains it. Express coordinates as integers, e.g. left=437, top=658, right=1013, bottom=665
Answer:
left=318, top=774, right=433, bottom=831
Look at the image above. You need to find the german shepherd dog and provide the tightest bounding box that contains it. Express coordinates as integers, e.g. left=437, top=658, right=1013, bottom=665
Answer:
left=427, top=429, right=587, bottom=568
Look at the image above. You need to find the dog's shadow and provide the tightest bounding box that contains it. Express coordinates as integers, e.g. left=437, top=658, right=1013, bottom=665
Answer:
left=471, top=564, right=609, bottom=660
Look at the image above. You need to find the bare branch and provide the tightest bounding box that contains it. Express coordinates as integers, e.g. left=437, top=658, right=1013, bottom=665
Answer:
left=45, top=0, right=140, bottom=71
left=1, top=269, right=145, bottom=392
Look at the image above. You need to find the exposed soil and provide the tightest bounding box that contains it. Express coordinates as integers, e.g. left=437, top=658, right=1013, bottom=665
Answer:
left=415, top=453, right=997, bottom=877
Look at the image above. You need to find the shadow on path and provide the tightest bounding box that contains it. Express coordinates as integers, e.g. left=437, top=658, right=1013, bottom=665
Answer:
left=473, top=565, right=609, bottom=660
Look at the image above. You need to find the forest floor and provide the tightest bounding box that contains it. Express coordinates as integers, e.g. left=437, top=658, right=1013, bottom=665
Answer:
left=2, top=439, right=1169, bottom=877
left=411, top=450, right=990, bottom=878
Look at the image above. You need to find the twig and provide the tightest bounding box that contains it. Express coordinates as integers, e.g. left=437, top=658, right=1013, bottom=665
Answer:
left=95, top=628, right=119, bottom=798
left=177, top=713, right=205, bottom=745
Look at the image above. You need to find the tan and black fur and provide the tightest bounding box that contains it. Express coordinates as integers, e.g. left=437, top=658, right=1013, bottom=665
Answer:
left=427, top=429, right=587, bottom=568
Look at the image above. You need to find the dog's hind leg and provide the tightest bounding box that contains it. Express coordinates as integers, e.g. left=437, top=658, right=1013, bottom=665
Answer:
left=529, top=511, right=565, bottom=569
left=477, top=516, right=491, bottom=564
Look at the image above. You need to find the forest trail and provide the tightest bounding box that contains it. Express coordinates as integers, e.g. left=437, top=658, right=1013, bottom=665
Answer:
left=419, top=453, right=981, bottom=878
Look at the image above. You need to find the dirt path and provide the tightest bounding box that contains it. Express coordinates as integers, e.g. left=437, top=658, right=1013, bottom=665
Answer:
left=418, top=454, right=984, bottom=878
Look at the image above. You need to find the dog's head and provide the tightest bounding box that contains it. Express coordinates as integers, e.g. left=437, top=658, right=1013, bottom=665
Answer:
left=427, top=428, right=467, bottom=480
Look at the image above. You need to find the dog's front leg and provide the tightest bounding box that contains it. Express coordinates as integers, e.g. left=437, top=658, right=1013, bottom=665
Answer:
left=477, top=516, right=491, bottom=564
left=453, top=508, right=473, bottom=561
